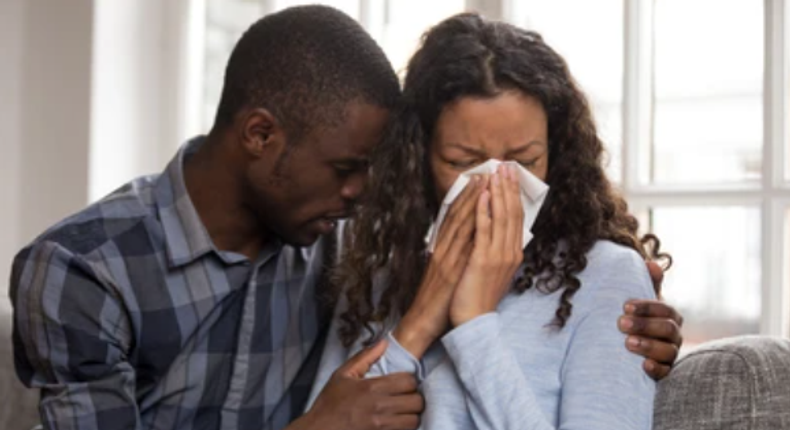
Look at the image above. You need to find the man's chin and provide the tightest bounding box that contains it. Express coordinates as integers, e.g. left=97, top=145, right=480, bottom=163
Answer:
left=278, top=227, right=324, bottom=248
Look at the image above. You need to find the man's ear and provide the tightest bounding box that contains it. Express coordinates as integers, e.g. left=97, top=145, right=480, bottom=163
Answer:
left=238, top=108, right=287, bottom=158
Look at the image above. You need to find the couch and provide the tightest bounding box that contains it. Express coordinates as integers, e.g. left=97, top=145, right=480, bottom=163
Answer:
left=654, top=335, right=790, bottom=429
left=0, top=307, right=39, bottom=430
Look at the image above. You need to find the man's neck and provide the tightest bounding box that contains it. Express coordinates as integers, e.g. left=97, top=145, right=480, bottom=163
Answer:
left=183, top=135, right=269, bottom=261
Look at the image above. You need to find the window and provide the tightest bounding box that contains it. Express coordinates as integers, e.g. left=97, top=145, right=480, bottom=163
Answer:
left=201, top=0, right=790, bottom=341
left=507, top=0, right=789, bottom=343
left=652, top=0, right=763, bottom=185
left=509, top=0, right=624, bottom=181
left=649, top=206, right=761, bottom=348
left=372, top=0, right=465, bottom=74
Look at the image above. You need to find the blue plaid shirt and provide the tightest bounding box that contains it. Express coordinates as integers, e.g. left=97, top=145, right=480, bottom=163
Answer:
left=10, top=137, right=332, bottom=430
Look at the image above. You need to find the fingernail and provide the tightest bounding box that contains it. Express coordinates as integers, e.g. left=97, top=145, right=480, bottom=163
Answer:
left=492, top=173, right=500, bottom=186
left=645, top=361, right=655, bottom=372
left=624, top=304, right=636, bottom=314
left=619, top=317, right=633, bottom=330
left=627, top=336, right=640, bottom=348
left=508, top=165, right=517, bottom=181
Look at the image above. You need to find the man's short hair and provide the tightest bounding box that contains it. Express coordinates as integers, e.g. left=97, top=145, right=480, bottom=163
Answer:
left=214, top=5, right=401, bottom=138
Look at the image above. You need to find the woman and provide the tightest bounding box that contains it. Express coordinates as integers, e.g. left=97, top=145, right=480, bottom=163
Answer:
left=307, top=13, right=668, bottom=429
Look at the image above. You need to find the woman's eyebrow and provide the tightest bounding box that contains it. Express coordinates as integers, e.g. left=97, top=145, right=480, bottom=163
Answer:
left=445, top=142, right=487, bottom=157
left=506, top=141, right=544, bottom=156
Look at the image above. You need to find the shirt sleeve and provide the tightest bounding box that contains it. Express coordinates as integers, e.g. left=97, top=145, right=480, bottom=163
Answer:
left=441, top=248, right=656, bottom=430
left=365, top=331, right=427, bottom=382
left=11, top=241, right=141, bottom=430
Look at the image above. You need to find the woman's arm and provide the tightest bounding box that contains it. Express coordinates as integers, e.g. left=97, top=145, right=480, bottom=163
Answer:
left=443, top=245, right=656, bottom=430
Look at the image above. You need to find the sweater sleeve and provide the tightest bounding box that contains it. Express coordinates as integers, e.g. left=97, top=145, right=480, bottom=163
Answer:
left=365, top=332, right=427, bottom=381
left=441, top=246, right=656, bottom=430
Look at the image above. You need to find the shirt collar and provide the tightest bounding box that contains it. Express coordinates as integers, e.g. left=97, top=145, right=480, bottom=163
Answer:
left=154, top=136, right=224, bottom=268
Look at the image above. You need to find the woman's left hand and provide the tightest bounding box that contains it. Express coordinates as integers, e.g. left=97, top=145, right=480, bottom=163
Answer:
left=450, top=164, right=525, bottom=327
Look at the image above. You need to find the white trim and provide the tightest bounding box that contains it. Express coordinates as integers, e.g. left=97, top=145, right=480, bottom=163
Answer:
left=622, top=0, right=653, bottom=191
left=761, top=0, right=789, bottom=337
left=181, top=0, right=207, bottom=138
left=625, top=192, right=763, bottom=208
left=766, top=0, right=785, bottom=191
left=765, top=198, right=790, bottom=337
left=783, top=200, right=790, bottom=336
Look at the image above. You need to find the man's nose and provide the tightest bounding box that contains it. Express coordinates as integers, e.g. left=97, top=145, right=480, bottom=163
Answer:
left=340, top=172, right=367, bottom=201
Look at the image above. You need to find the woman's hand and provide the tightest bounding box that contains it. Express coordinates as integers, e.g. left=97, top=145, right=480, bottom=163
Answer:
left=450, top=164, right=524, bottom=327
left=394, top=175, right=487, bottom=359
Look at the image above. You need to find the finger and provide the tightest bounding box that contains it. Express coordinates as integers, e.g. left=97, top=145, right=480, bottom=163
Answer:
left=489, top=170, right=507, bottom=250
left=379, top=414, right=420, bottom=430
left=381, top=392, right=425, bottom=414
left=368, top=372, right=419, bottom=395
left=452, top=239, right=474, bottom=274
left=505, top=164, right=524, bottom=253
left=443, top=201, right=477, bottom=264
left=618, top=315, right=682, bottom=346
left=626, top=335, right=680, bottom=366
left=475, top=190, right=492, bottom=250
left=499, top=165, right=517, bottom=253
left=624, top=299, right=683, bottom=327
left=643, top=359, right=672, bottom=381
left=646, top=260, right=664, bottom=296
left=435, top=176, right=484, bottom=255
left=341, top=339, right=388, bottom=378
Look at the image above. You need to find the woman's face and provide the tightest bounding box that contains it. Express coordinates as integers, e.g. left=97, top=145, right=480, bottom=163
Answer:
left=429, top=90, right=550, bottom=203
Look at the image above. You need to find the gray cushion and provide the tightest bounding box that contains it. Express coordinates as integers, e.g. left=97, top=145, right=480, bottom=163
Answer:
left=654, top=335, right=790, bottom=430
left=0, top=307, right=39, bottom=430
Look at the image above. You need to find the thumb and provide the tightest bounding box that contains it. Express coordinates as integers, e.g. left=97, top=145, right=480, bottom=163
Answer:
left=340, top=338, right=388, bottom=378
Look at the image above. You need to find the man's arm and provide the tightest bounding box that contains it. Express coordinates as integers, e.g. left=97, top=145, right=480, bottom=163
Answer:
left=11, top=242, right=140, bottom=430
left=619, top=260, right=684, bottom=380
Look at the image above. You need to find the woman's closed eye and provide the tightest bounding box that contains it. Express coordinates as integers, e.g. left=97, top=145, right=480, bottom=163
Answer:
left=515, top=158, right=539, bottom=169
left=446, top=158, right=480, bottom=169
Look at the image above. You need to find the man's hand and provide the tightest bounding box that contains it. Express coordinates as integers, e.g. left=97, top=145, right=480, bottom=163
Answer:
left=619, top=261, right=684, bottom=381
left=296, top=340, right=424, bottom=430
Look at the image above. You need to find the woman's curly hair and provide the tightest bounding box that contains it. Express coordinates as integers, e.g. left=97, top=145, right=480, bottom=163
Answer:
left=334, top=13, right=671, bottom=347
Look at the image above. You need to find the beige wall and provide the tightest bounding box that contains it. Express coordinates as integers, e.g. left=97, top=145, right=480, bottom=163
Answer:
left=0, top=0, right=198, bottom=309
left=0, top=0, right=94, bottom=310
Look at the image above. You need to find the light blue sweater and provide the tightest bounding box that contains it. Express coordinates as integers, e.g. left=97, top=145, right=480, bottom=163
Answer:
left=305, top=241, right=656, bottom=429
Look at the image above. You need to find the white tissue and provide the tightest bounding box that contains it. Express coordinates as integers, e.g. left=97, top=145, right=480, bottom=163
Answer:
left=426, top=159, right=549, bottom=252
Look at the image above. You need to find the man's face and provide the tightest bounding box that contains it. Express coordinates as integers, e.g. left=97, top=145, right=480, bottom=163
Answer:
left=245, top=101, right=390, bottom=246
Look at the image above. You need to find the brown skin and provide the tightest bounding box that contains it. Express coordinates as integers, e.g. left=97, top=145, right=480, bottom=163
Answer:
left=293, top=341, right=424, bottom=430
left=185, top=101, right=423, bottom=430
left=186, top=102, right=389, bottom=259
left=395, top=92, right=682, bottom=379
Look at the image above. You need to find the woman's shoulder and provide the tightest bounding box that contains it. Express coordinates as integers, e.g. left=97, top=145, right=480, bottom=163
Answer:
left=575, top=240, right=656, bottom=304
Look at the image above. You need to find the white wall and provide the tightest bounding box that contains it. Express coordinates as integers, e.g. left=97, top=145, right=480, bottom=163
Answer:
left=90, top=0, right=203, bottom=200
left=0, top=0, right=94, bottom=309
left=0, top=0, right=25, bottom=309
left=1, top=0, right=200, bottom=308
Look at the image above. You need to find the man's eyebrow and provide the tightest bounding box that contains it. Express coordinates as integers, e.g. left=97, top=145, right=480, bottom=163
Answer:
left=445, top=142, right=487, bottom=157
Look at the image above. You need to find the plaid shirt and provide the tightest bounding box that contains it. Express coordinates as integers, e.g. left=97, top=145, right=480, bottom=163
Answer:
left=10, top=137, right=333, bottom=430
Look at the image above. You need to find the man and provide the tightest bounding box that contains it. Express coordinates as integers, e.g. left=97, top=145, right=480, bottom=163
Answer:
left=10, top=6, right=682, bottom=430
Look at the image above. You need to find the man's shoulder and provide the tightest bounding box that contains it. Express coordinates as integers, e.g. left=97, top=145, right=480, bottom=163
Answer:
left=20, top=174, right=163, bottom=264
